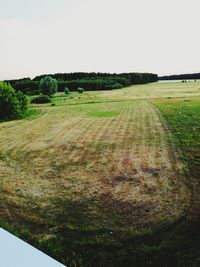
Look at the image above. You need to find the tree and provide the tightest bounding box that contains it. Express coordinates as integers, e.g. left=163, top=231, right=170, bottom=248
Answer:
left=39, top=76, right=57, bottom=96
left=64, top=87, right=69, bottom=94
left=0, top=82, right=27, bottom=120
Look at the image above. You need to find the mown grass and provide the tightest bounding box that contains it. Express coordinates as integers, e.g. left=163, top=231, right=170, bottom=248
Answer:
left=0, top=84, right=200, bottom=267
left=41, top=95, right=200, bottom=267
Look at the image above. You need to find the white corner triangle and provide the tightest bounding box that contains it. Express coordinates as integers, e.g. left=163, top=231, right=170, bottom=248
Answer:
left=0, top=228, right=66, bottom=267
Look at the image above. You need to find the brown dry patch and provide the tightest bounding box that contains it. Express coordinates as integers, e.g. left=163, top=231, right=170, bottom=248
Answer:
left=108, top=175, right=141, bottom=187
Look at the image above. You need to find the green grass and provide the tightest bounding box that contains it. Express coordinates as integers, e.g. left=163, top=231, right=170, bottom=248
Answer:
left=88, top=111, right=120, bottom=117
left=21, top=108, right=42, bottom=119
left=153, top=97, right=200, bottom=178
left=29, top=92, right=104, bottom=108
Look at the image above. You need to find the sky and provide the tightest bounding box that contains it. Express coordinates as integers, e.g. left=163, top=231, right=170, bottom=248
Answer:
left=1, top=0, right=200, bottom=80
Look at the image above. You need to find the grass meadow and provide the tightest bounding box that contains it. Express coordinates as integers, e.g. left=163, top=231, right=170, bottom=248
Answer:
left=0, top=81, right=199, bottom=266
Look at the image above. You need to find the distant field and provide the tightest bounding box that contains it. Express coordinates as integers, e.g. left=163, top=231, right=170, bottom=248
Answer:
left=0, top=81, right=199, bottom=266
left=30, top=80, right=200, bottom=107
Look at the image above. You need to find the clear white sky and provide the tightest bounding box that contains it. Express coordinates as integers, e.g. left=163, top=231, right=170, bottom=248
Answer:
left=1, top=0, right=200, bottom=80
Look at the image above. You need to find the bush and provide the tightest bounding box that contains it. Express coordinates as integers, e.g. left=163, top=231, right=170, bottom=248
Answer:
left=39, top=76, right=57, bottom=96
left=16, top=91, right=28, bottom=112
left=0, top=82, right=28, bottom=120
left=112, top=83, right=123, bottom=89
left=77, top=87, right=84, bottom=93
left=64, top=87, right=69, bottom=94
left=30, top=95, right=51, bottom=104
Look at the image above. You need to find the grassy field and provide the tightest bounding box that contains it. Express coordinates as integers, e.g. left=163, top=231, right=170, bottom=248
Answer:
left=30, top=80, right=200, bottom=107
left=0, top=81, right=199, bottom=266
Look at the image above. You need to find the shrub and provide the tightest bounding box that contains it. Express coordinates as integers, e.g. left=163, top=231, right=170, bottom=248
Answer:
left=77, top=87, right=84, bottom=93
left=0, top=82, right=28, bottom=120
left=39, top=76, right=57, bottom=96
left=112, top=83, right=123, bottom=89
left=64, top=87, right=69, bottom=94
left=30, top=95, right=51, bottom=104
left=16, top=91, right=28, bottom=112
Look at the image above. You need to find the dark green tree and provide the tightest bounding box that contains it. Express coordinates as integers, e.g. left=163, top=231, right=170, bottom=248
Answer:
left=39, top=76, right=57, bottom=96
left=0, top=82, right=27, bottom=120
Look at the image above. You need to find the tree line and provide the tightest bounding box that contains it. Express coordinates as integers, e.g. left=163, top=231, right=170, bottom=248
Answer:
left=159, top=72, right=200, bottom=80
left=5, top=72, right=158, bottom=95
